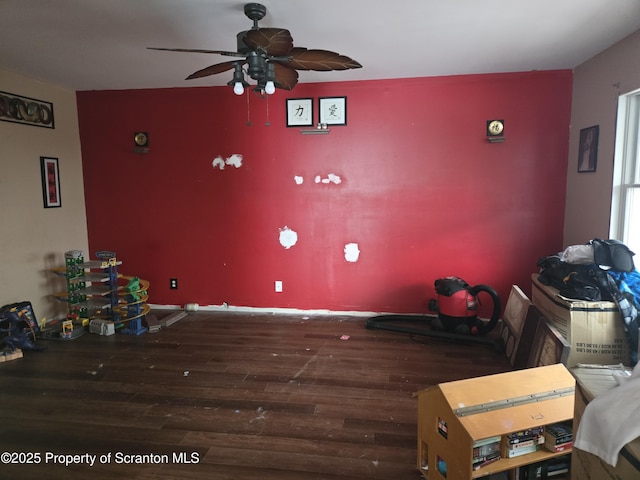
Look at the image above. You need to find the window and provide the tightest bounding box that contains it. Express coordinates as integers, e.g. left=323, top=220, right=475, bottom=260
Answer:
left=611, top=89, right=640, bottom=255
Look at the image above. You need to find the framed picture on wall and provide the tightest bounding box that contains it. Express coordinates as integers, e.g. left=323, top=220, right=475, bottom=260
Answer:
left=286, top=98, right=313, bottom=127
left=0, top=91, right=55, bottom=129
left=578, top=125, right=599, bottom=173
left=40, top=156, right=61, bottom=208
left=319, top=97, right=347, bottom=126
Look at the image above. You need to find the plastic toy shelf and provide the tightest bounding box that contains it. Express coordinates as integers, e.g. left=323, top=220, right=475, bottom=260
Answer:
left=50, top=251, right=151, bottom=337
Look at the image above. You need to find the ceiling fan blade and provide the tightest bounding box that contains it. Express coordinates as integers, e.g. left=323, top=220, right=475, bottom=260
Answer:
left=148, top=47, right=245, bottom=58
left=287, top=48, right=362, bottom=71
left=272, top=63, right=299, bottom=90
left=186, top=61, right=242, bottom=80
left=243, top=28, right=293, bottom=56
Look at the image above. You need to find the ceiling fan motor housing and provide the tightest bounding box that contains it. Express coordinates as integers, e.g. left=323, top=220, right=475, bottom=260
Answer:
left=246, top=52, right=266, bottom=81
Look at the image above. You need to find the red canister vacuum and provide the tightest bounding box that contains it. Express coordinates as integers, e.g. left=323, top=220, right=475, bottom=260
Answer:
left=365, top=276, right=503, bottom=350
left=429, top=276, right=501, bottom=335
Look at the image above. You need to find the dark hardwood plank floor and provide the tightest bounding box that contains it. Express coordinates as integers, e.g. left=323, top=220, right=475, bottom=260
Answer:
left=0, top=311, right=511, bottom=479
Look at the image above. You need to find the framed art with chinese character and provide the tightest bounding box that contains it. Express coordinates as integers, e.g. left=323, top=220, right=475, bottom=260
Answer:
left=286, top=98, right=313, bottom=127
left=40, top=156, right=61, bottom=208
left=319, top=97, right=347, bottom=126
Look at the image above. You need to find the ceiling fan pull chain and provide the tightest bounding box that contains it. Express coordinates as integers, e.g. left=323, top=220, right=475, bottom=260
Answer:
left=265, top=94, right=271, bottom=126
left=246, top=88, right=252, bottom=126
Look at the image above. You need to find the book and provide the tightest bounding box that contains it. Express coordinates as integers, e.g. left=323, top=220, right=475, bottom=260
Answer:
left=505, top=426, right=545, bottom=445
left=545, top=440, right=572, bottom=453
left=514, top=439, right=537, bottom=449
left=473, top=452, right=501, bottom=470
left=501, top=434, right=543, bottom=457
left=474, top=442, right=500, bottom=459
left=521, top=462, right=543, bottom=480
left=503, top=442, right=540, bottom=458
left=548, top=464, right=569, bottom=477
left=519, top=455, right=570, bottom=479
left=473, top=436, right=501, bottom=459
left=544, top=422, right=572, bottom=445
left=474, top=435, right=502, bottom=447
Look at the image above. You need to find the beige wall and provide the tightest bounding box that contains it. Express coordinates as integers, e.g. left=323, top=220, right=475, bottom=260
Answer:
left=564, top=29, right=640, bottom=247
left=0, top=69, right=88, bottom=322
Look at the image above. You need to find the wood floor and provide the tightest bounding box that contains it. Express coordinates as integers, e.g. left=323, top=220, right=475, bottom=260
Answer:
left=0, top=311, right=512, bottom=479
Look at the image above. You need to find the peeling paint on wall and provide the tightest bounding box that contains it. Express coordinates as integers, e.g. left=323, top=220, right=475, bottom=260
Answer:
left=314, top=173, right=342, bottom=184
left=212, top=154, right=243, bottom=170
left=344, top=243, right=360, bottom=262
left=279, top=226, right=298, bottom=249
left=294, top=176, right=304, bottom=185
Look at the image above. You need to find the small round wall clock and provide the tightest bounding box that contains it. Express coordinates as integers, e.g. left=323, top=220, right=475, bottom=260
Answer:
left=134, top=132, right=149, bottom=147
left=486, top=120, right=504, bottom=137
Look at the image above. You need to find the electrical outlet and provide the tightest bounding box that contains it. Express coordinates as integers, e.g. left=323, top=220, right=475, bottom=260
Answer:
left=275, top=280, right=283, bottom=292
left=170, top=278, right=178, bottom=289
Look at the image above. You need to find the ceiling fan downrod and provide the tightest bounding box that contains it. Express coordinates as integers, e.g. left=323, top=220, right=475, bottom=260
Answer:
left=244, top=3, right=267, bottom=29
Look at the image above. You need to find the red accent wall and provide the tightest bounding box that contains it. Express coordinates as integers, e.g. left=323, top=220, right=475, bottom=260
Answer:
left=77, top=70, right=572, bottom=315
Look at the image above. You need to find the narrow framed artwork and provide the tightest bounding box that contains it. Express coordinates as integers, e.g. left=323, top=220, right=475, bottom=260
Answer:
left=40, top=156, right=61, bottom=208
left=319, top=97, right=347, bottom=126
left=286, top=98, right=313, bottom=127
left=578, top=125, right=599, bottom=172
left=0, top=91, right=55, bottom=128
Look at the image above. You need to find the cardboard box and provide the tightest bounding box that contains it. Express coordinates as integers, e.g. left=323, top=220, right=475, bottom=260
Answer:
left=531, top=274, right=630, bottom=367
left=571, top=366, right=640, bottom=479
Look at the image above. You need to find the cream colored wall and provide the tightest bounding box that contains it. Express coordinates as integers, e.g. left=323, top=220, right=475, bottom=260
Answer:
left=564, top=30, right=640, bottom=247
left=0, top=69, right=88, bottom=322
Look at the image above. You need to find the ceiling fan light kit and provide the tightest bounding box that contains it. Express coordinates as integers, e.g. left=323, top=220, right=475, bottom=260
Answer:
left=148, top=2, right=361, bottom=96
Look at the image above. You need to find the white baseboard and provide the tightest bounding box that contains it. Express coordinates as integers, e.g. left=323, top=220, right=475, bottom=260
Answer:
left=147, top=303, right=406, bottom=318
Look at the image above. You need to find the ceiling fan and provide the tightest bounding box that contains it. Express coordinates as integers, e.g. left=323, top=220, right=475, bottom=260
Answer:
left=148, top=3, right=362, bottom=95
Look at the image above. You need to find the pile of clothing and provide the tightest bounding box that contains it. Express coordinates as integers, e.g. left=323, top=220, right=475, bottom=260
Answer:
left=537, top=238, right=639, bottom=365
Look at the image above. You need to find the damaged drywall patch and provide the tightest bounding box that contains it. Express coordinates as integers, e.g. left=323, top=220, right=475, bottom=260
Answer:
left=212, top=154, right=243, bottom=170
left=327, top=173, right=341, bottom=184
left=212, top=156, right=225, bottom=170
left=225, top=154, right=243, bottom=168
left=314, top=173, right=342, bottom=184
left=344, top=243, right=360, bottom=262
left=279, top=226, right=298, bottom=249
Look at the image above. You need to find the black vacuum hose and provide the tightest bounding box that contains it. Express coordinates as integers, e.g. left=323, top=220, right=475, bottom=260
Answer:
left=468, top=284, right=501, bottom=335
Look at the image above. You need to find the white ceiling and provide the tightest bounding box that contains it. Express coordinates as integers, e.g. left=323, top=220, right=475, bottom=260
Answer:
left=2, top=0, right=640, bottom=92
